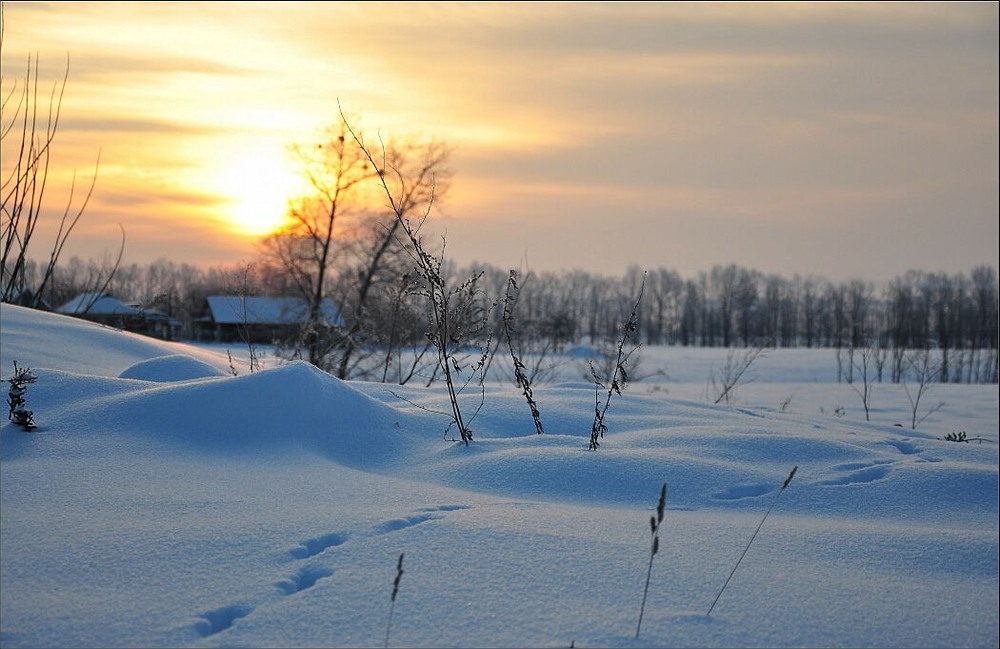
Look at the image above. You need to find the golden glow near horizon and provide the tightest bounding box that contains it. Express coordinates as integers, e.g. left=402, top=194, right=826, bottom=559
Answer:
left=214, top=143, right=307, bottom=238
left=1, top=2, right=996, bottom=281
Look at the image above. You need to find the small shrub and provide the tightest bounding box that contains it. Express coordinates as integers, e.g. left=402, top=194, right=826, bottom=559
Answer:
left=710, top=343, right=767, bottom=406
left=820, top=405, right=846, bottom=418
left=226, top=350, right=239, bottom=377
left=937, top=431, right=993, bottom=445
left=7, top=361, right=38, bottom=431
left=903, top=348, right=945, bottom=429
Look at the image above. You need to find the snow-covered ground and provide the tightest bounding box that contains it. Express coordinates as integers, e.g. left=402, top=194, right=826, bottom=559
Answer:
left=1, top=303, right=997, bottom=648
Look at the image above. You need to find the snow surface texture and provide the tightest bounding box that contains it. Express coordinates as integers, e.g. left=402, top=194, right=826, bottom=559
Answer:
left=1, top=303, right=997, bottom=648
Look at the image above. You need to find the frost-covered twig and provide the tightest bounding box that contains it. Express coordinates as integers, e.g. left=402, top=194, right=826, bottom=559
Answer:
left=7, top=361, right=38, bottom=431
left=590, top=272, right=645, bottom=450
left=342, top=103, right=487, bottom=445
left=503, top=270, right=544, bottom=435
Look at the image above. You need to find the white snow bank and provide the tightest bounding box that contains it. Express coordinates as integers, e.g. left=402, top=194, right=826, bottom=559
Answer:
left=1, top=303, right=234, bottom=377
left=118, top=354, right=229, bottom=382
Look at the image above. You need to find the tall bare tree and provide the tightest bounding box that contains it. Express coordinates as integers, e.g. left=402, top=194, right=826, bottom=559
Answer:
left=263, top=112, right=452, bottom=378
left=334, top=135, right=452, bottom=379
left=262, top=115, right=372, bottom=369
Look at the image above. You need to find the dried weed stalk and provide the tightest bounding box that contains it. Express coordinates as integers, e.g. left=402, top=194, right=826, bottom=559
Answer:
left=503, top=270, right=544, bottom=435
left=589, top=271, right=645, bottom=450
left=342, top=105, right=487, bottom=444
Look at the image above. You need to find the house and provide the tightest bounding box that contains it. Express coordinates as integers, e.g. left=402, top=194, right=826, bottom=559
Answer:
left=58, top=291, right=144, bottom=327
left=194, top=295, right=344, bottom=344
left=56, top=291, right=181, bottom=340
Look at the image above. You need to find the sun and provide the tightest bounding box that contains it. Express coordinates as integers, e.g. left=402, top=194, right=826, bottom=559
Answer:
left=218, top=151, right=304, bottom=237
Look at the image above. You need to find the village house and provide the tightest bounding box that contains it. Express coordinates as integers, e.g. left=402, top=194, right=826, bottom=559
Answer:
left=193, top=295, right=344, bottom=344
left=55, top=291, right=181, bottom=340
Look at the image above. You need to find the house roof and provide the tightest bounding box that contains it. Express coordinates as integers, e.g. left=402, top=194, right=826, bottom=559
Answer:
left=57, top=292, right=141, bottom=316
left=204, top=296, right=343, bottom=327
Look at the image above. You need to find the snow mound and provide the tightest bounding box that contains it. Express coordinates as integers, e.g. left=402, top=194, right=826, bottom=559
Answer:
left=118, top=354, right=228, bottom=382
left=1, top=303, right=233, bottom=377
left=79, top=361, right=427, bottom=469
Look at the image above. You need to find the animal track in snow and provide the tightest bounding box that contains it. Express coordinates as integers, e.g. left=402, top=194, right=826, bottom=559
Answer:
left=819, top=461, right=892, bottom=486
left=277, top=564, right=333, bottom=595
left=372, top=504, right=471, bottom=535
left=374, top=513, right=439, bottom=534
left=288, top=532, right=348, bottom=559
left=884, top=438, right=921, bottom=455
left=712, top=483, right=774, bottom=501
left=287, top=505, right=468, bottom=558
left=830, top=460, right=893, bottom=472
left=192, top=505, right=467, bottom=636
left=418, top=504, right=471, bottom=513
left=195, top=603, right=253, bottom=637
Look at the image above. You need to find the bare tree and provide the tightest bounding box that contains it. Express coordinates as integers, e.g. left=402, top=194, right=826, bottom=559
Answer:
left=903, top=348, right=945, bottom=429
left=334, top=135, right=452, bottom=379
left=1, top=36, right=102, bottom=306
left=848, top=335, right=878, bottom=421
left=375, top=270, right=435, bottom=385
left=846, top=279, right=873, bottom=350
left=800, top=276, right=823, bottom=348
left=231, top=263, right=262, bottom=373
left=710, top=342, right=768, bottom=406
left=263, top=112, right=452, bottom=379
left=646, top=266, right=684, bottom=345
left=711, top=264, right=738, bottom=347
left=733, top=267, right=759, bottom=347
left=262, top=114, right=372, bottom=370
left=887, top=271, right=922, bottom=382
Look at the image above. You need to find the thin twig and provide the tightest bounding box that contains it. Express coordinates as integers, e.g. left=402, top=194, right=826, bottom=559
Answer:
left=707, top=466, right=797, bottom=617
left=590, top=271, right=645, bottom=450
left=636, top=481, right=666, bottom=638
left=384, top=552, right=404, bottom=648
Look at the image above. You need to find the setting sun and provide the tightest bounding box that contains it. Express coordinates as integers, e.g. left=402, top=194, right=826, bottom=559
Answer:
left=217, top=150, right=306, bottom=238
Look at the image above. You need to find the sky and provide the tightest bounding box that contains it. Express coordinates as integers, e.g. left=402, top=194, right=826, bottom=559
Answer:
left=2, top=1, right=998, bottom=284
left=1, top=302, right=997, bottom=647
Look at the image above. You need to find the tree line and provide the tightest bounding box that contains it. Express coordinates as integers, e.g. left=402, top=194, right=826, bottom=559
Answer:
left=11, top=253, right=997, bottom=385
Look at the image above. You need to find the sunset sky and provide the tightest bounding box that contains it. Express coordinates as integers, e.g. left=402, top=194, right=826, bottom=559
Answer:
left=2, top=1, right=997, bottom=283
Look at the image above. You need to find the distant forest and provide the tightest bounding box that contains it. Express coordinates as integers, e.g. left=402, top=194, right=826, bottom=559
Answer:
left=9, top=256, right=998, bottom=385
